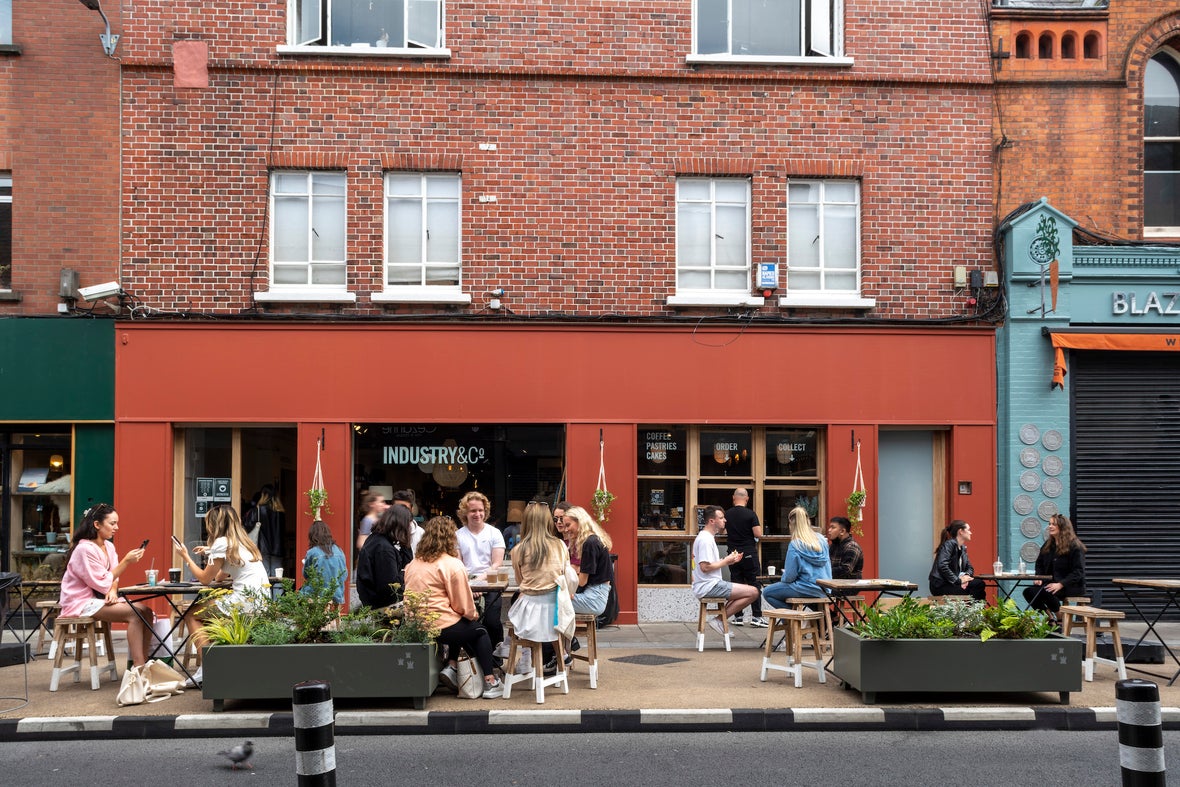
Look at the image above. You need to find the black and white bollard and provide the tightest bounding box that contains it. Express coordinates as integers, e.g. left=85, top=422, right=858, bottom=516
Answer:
left=293, top=680, right=336, bottom=786
left=1116, top=678, right=1166, bottom=787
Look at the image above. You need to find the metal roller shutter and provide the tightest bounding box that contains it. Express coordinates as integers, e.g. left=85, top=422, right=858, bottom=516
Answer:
left=1073, top=350, right=1180, bottom=618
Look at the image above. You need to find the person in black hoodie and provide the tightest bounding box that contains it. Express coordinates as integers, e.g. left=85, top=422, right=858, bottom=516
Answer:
left=928, top=520, right=986, bottom=600
left=356, top=503, right=414, bottom=609
left=1022, top=513, right=1086, bottom=616
left=247, top=484, right=286, bottom=579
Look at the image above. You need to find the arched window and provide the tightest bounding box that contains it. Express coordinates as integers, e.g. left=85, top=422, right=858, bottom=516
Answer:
left=1084, top=31, right=1102, bottom=59
left=1061, top=32, right=1077, bottom=60
left=1015, top=31, right=1032, bottom=59
left=1144, top=53, right=1180, bottom=232
left=1038, top=31, right=1055, bottom=60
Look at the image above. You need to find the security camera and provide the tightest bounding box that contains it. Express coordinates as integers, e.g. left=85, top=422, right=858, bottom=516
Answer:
left=77, top=281, right=123, bottom=301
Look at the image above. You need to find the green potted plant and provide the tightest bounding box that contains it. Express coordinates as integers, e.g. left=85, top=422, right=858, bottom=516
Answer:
left=832, top=598, right=1082, bottom=704
left=305, top=487, right=330, bottom=519
left=200, top=567, right=440, bottom=711
left=844, top=489, right=866, bottom=537
left=592, top=488, right=616, bottom=524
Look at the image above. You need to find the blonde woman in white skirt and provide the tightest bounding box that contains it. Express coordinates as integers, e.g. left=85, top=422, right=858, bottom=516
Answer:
left=508, top=501, right=572, bottom=674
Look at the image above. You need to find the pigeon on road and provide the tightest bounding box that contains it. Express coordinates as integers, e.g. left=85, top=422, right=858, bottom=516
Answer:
left=218, top=740, right=254, bottom=770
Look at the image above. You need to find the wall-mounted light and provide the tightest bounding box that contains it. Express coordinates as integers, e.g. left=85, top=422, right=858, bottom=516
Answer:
left=50, top=455, right=64, bottom=470
left=77, top=0, right=120, bottom=57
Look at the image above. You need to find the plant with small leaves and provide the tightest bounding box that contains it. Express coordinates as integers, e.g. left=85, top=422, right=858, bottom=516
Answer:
left=305, top=487, right=330, bottom=516
left=592, top=488, right=616, bottom=524
left=376, top=588, right=441, bottom=645
left=979, top=598, right=1054, bottom=642
left=845, top=489, right=866, bottom=537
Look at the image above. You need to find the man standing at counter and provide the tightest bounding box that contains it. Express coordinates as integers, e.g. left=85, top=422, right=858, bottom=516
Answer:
left=724, top=488, right=767, bottom=628
left=692, top=505, right=759, bottom=636
left=456, top=491, right=506, bottom=649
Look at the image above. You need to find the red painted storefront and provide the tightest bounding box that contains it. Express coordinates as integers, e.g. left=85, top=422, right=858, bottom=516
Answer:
left=113, top=322, right=997, bottom=624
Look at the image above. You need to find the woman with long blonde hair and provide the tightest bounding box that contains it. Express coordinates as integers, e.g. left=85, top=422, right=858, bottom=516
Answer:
left=507, top=501, right=572, bottom=676
left=404, top=516, right=503, bottom=698
left=561, top=505, right=613, bottom=617
left=173, top=504, right=270, bottom=686
left=761, top=506, right=832, bottom=610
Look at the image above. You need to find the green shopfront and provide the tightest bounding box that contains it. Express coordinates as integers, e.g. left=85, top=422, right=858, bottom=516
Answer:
left=0, top=318, right=115, bottom=579
left=998, top=200, right=1180, bottom=615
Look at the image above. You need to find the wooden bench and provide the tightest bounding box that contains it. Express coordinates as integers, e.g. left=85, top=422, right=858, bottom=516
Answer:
left=760, top=608, right=827, bottom=687
left=696, top=597, right=732, bottom=652
left=49, top=616, right=118, bottom=691
left=570, top=613, right=599, bottom=689
left=1060, top=605, right=1127, bottom=682
left=502, top=624, right=569, bottom=703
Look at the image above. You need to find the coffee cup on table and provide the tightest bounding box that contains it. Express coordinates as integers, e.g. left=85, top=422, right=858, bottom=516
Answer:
left=168, top=568, right=181, bottom=583
left=274, top=567, right=284, bottom=579
left=145, top=569, right=158, bottom=587
left=767, top=565, right=776, bottom=576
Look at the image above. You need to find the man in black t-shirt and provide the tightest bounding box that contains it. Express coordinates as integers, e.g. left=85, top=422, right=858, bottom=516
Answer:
left=724, top=488, right=766, bottom=627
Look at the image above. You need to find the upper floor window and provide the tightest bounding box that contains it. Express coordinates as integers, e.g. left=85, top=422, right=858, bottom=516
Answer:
left=384, top=172, right=462, bottom=290
left=693, top=0, right=841, bottom=60
left=270, top=171, right=347, bottom=288
left=0, top=2, right=11, bottom=45
left=1145, top=53, right=1180, bottom=235
left=674, top=178, right=751, bottom=298
left=289, top=0, right=444, bottom=51
left=0, top=174, right=10, bottom=290
left=785, top=179, right=863, bottom=301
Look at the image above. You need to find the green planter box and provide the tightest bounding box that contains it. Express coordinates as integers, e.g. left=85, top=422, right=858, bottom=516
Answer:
left=831, top=627, right=1083, bottom=705
left=201, top=642, right=438, bottom=711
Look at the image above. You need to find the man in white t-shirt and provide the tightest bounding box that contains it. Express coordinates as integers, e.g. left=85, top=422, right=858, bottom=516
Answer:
left=456, top=491, right=505, bottom=648
left=692, top=505, right=759, bottom=636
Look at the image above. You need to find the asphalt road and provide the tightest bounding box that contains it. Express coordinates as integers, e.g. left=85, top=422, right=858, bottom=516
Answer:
left=2, top=730, right=1174, bottom=786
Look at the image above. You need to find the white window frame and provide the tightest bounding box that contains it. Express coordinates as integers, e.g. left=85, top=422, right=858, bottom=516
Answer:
left=1145, top=50, right=1180, bottom=238
left=688, top=0, right=851, bottom=66
left=259, top=170, right=355, bottom=304
left=373, top=172, right=470, bottom=305
left=281, top=0, right=451, bottom=58
left=668, top=177, right=764, bottom=308
left=0, top=2, right=11, bottom=46
left=780, top=178, right=873, bottom=309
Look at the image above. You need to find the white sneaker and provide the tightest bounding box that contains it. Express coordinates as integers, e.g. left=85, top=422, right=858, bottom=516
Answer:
left=749, top=617, right=769, bottom=628
left=439, top=664, right=458, bottom=692
left=515, top=649, right=533, bottom=675
left=481, top=677, right=504, bottom=699
left=184, top=666, right=203, bottom=688
left=708, top=617, right=726, bottom=636
left=492, top=640, right=510, bottom=659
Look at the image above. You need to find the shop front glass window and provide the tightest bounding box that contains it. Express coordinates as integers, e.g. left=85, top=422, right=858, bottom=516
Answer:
left=4, top=431, right=72, bottom=579
left=699, top=428, right=752, bottom=478
left=639, top=539, right=691, bottom=585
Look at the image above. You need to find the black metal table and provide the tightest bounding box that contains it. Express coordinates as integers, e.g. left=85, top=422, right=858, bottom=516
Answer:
left=1, top=579, right=61, bottom=654
left=976, top=573, right=1051, bottom=603
left=119, top=582, right=221, bottom=682
left=817, top=578, right=918, bottom=627
left=1112, top=578, right=1180, bottom=686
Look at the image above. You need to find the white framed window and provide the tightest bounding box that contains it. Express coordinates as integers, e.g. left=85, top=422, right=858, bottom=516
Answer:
left=284, top=0, right=448, bottom=57
left=373, top=172, right=470, bottom=304
left=781, top=179, right=872, bottom=309
left=261, top=171, right=354, bottom=302
left=690, top=0, right=846, bottom=64
left=669, top=178, right=763, bottom=307
left=1145, top=51, right=1180, bottom=237
left=0, top=2, right=11, bottom=45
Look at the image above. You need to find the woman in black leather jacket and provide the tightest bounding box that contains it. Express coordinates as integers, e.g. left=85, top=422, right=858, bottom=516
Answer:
left=1022, top=513, right=1086, bottom=615
left=928, top=520, right=986, bottom=600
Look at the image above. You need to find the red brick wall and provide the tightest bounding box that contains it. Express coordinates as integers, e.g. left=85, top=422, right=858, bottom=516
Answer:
left=110, top=1, right=995, bottom=317
left=994, top=2, right=1180, bottom=239
left=0, top=0, right=122, bottom=315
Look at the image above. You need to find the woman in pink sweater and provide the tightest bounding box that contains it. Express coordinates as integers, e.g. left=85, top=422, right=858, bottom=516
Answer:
left=403, top=515, right=503, bottom=699
left=57, top=503, right=154, bottom=667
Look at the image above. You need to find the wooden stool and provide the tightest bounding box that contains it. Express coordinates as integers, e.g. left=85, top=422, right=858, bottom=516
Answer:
left=570, top=613, right=600, bottom=689
left=783, top=597, right=834, bottom=659
left=34, top=600, right=61, bottom=657
left=175, top=602, right=202, bottom=671
left=49, top=616, right=118, bottom=691
left=1065, top=596, right=1091, bottom=606
left=760, top=609, right=827, bottom=687
left=831, top=594, right=865, bottom=626
left=696, top=596, right=731, bottom=652
left=502, top=626, right=569, bottom=703
left=1061, top=605, right=1127, bottom=682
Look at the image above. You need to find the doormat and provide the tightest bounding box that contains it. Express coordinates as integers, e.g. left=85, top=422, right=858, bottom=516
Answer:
left=608, top=654, right=690, bottom=666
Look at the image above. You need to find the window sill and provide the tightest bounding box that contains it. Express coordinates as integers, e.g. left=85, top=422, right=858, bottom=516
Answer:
left=277, top=45, right=451, bottom=59
left=0, top=289, right=21, bottom=302
left=0, top=44, right=21, bottom=56
left=666, top=293, right=766, bottom=308
left=1143, top=227, right=1180, bottom=240
left=686, top=54, right=852, bottom=67
left=254, top=288, right=357, bottom=304
left=777, top=293, right=876, bottom=310
left=371, top=289, right=472, bottom=305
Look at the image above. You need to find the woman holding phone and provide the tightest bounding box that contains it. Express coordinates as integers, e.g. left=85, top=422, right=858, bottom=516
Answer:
left=58, top=503, right=155, bottom=667
left=172, top=504, right=269, bottom=686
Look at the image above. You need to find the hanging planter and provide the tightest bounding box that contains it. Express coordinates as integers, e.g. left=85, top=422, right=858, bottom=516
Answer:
left=592, top=430, right=616, bottom=525
left=846, top=439, right=867, bottom=537
left=305, top=437, right=330, bottom=520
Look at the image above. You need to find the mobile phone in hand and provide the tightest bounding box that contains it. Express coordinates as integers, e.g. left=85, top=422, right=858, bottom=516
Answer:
left=171, top=534, right=184, bottom=549
left=140, top=539, right=150, bottom=550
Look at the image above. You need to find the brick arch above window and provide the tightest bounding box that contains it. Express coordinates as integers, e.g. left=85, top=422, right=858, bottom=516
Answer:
left=1126, top=12, right=1180, bottom=87
left=267, top=151, right=350, bottom=169
left=672, top=157, right=756, bottom=176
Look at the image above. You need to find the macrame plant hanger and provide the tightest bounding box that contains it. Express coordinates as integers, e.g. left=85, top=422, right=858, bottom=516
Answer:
left=852, top=439, right=867, bottom=524
left=310, top=437, right=326, bottom=520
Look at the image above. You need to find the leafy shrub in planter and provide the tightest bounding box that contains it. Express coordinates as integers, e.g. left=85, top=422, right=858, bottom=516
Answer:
left=853, top=597, right=1052, bottom=641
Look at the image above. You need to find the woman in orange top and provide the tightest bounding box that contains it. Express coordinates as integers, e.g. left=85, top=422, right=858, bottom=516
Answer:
left=403, top=515, right=503, bottom=699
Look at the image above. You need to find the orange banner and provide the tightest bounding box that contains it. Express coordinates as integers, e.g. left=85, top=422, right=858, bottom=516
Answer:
left=1048, top=332, right=1180, bottom=389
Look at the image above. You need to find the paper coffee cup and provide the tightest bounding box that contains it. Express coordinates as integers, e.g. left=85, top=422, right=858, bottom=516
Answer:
left=767, top=565, right=777, bottom=575
left=274, top=567, right=284, bottom=578
left=168, top=568, right=181, bottom=583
